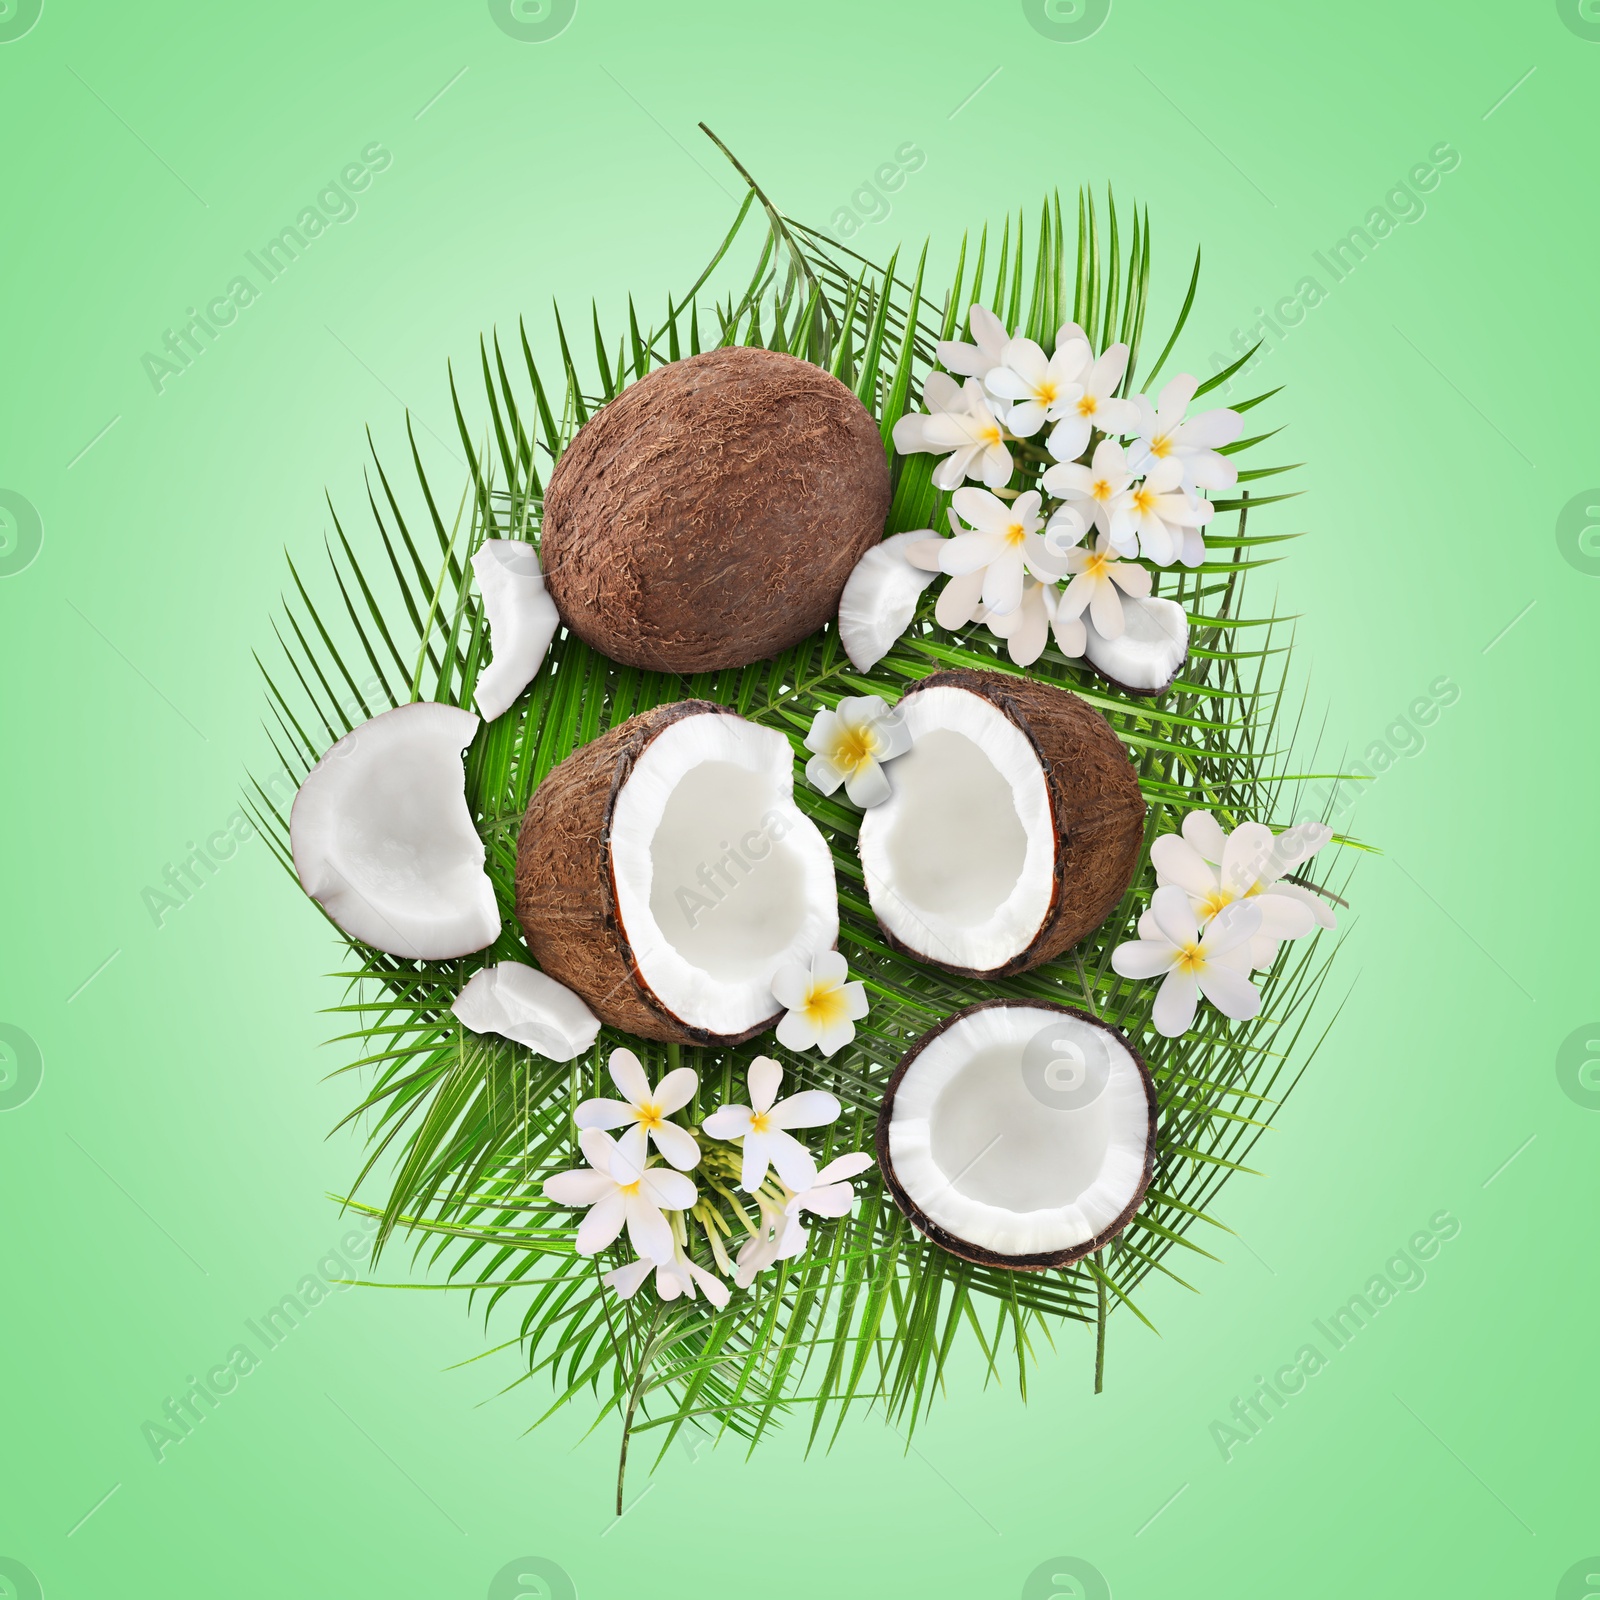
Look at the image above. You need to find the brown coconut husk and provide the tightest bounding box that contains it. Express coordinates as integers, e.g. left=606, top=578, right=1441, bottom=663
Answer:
left=540, top=346, right=890, bottom=673
left=868, top=669, right=1146, bottom=978
left=874, top=999, right=1157, bottom=1271
left=513, top=699, right=781, bottom=1046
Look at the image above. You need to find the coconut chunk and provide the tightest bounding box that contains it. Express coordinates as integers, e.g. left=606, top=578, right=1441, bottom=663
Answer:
left=856, top=669, right=1143, bottom=977
left=1083, top=593, right=1189, bottom=697
left=516, top=702, right=840, bottom=1044
left=877, top=1000, right=1155, bottom=1269
left=452, top=962, right=600, bottom=1061
left=471, top=540, right=561, bottom=721
left=836, top=532, right=941, bottom=672
left=290, top=701, right=500, bottom=960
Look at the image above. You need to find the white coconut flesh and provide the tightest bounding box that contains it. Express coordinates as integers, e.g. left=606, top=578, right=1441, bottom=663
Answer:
left=1084, top=593, right=1188, bottom=693
left=856, top=685, right=1055, bottom=973
left=290, top=701, right=500, bottom=960
left=887, top=1005, right=1152, bottom=1260
left=471, top=539, right=561, bottom=721
left=452, top=962, right=599, bottom=1062
left=836, top=531, right=940, bottom=672
left=608, top=713, right=839, bottom=1037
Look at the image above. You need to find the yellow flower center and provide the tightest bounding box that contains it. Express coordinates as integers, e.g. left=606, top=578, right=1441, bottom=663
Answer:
left=1151, top=431, right=1173, bottom=458
left=978, top=421, right=1002, bottom=446
left=618, top=1180, right=642, bottom=1195
left=748, top=1111, right=772, bottom=1135
left=830, top=722, right=879, bottom=777
left=637, top=1103, right=662, bottom=1131
left=1084, top=551, right=1111, bottom=580
left=1036, top=378, right=1059, bottom=405
left=1091, top=478, right=1112, bottom=501
left=1198, top=888, right=1233, bottom=920
left=803, top=981, right=850, bottom=1029
left=1077, top=394, right=1099, bottom=417
left=1005, top=520, right=1028, bottom=547
left=1131, top=485, right=1155, bottom=514
left=1173, top=942, right=1206, bottom=974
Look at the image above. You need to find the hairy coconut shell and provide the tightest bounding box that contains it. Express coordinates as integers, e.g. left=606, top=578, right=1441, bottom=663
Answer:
left=513, top=700, right=782, bottom=1046
left=874, top=999, right=1157, bottom=1271
left=872, top=669, right=1146, bottom=977
left=540, top=346, right=891, bottom=673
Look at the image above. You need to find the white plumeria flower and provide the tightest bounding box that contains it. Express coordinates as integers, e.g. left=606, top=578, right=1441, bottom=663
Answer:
left=1112, top=887, right=1263, bottom=1039
left=1042, top=328, right=1140, bottom=464
left=603, top=1242, right=731, bottom=1308
left=935, top=303, right=1012, bottom=384
left=1042, top=437, right=1137, bottom=552
left=574, top=1048, right=700, bottom=1171
left=1116, top=458, right=1214, bottom=567
left=733, top=1196, right=794, bottom=1287
left=1056, top=536, right=1153, bottom=641
left=982, top=329, right=1091, bottom=438
left=804, top=695, right=912, bottom=809
left=982, top=578, right=1081, bottom=666
left=940, top=488, right=1067, bottom=617
left=702, top=1057, right=840, bottom=1193
left=543, top=1126, right=697, bottom=1265
left=891, top=373, right=1013, bottom=490
left=779, top=1151, right=874, bottom=1252
left=1161, top=812, right=1336, bottom=968
left=1127, top=374, right=1243, bottom=492
left=773, top=949, right=869, bottom=1057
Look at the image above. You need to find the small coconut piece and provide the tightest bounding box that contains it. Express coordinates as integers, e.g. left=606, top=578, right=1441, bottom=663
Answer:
left=836, top=532, right=941, bottom=672
left=856, top=669, right=1144, bottom=978
left=876, top=999, right=1156, bottom=1270
left=471, top=539, right=561, bottom=721
left=290, top=702, right=500, bottom=960
left=540, top=347, right=891, bottom=673
left=1083, top=592, right=1189, bottom=698
left=452, top=962, right=600, bottom=1061
left=515, top=701, right=839, bottom=1045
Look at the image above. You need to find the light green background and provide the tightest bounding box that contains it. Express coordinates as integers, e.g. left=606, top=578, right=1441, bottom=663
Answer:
left=2, top=3, right=1596, bottom=1596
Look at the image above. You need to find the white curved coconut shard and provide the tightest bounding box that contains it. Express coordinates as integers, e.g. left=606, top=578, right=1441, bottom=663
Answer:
left=453, top=962, right=599, bottom=1061
left=857, top=684, right=1054, bottom=973
left=472, top=539, right=561, bottom=721
left=290, top=701, right=500, bottom=960
left=836, top=532, right=941, bottom=672
left=885, top=1003, right=1153, bottom=1264
left=1084, top=593, right=1188, bottom=696
left=608, top=712, right=839, bottom=1039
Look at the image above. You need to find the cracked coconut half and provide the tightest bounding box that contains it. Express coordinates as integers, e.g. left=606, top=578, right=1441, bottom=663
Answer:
left=515, top=701, right=839, bottom=1045
left=877, top=999, right=1156, bottom=1270
left=1083, top=592, right=1189, bottom=698
left=855, top=669, right=1144, bottom=977
left=290, top=701, right=500, bottom=960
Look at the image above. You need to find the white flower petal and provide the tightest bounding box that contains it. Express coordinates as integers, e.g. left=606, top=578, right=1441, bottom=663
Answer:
left=1151, top=967, right=1200, bottom=1038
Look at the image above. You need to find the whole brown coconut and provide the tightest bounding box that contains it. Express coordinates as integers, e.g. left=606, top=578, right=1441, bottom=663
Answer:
left=856, top=668, right=1146, bottom=978
left=539, top=346, right=891, bottom=673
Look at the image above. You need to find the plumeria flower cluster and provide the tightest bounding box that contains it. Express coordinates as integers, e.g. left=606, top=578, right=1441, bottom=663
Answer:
left=542, top=1045, right=874, bottom=1308
left=892, top=306, right=1242, bottom=668
left=1111, top=812, right=1336, bottom=1037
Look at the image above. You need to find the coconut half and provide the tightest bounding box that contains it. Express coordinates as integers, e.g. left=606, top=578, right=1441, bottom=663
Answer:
left=472, top=539, right=561, bottom=721
left=290, top=701, right=500, bottom=960
left=836, top=531, right=941, bottom=672
left=1083, top=593, right=1189, bottom=698
left=877, top=1000, right=1156, bottom=1269
left=452, top=962, right=600, bottom=1061
left=856, top=669, right=1144, bottom=977
left=515, top=702, right=839, bottom=1044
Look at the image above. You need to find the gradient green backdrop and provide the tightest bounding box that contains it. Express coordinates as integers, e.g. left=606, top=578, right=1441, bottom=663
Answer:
left=3, top=3, right=1596, bottom=1596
